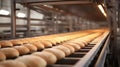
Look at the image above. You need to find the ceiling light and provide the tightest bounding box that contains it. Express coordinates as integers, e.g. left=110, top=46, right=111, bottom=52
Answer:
left=43, top=5, right=53, bottom=8
left=0, top=9, right=9, bottom=15
left=98, top=5, right=107, bottom=17
left=17, top=12, right=26, bottom=17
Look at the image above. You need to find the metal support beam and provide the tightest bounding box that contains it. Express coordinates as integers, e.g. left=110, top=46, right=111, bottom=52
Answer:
left=95, top=35, right=110, bottom=67
left=105, top=0, right=119, bottom=66
left=16, top=0, right=92, bottom=5
left=16, top=0, right=57, bottom=3
left=30, top=1, right=92, bottom=5
left=35, top=5, right=78, bottom=16
left=11, top=0, right=16, bottom=38
left=114, top=1, right=120, bottom=67
left=68, top=16, right=73, bottom=32
left=118, top=9, right=120, bottom=28
left=26, top=8, right=31, bottom=37
left=52, top=14, right=57, bottom=34
left=55, top=15, right=59, bottom=33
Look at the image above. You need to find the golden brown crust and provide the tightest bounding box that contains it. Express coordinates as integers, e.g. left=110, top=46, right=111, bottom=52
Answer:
left=62, top=45, right=75, bottom=53
left=63, top=43, right=81, bottom=51
left=40, top=40, right=52, bottom=47
left=0, top=52, right=6, bottom=61
left=19, top=39, right=29, bottom=44
left=32, top=51, right=57, bottom=64
left=0, top=48, right=19, bottom=58
left=53, top=45, right=71, bottom=56
left=10, top=40, right=23, bottom=46
left=43, top=48, right=65, bottom=60
left=14, top=46, right=30, bottom=55
left=32, top=41, right=45, bottom=50
left=0, top=60, right=27, bottom=67
left=23, top=44, right=37, bottom=53
left=0, top=41, right=13, bottom=47
left=16, top=55, right=47, bottom=67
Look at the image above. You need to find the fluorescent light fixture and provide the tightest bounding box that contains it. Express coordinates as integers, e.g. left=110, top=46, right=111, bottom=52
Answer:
left=17, top=12, right=26, bottom=17
left=98, top=5, right=107, bottom=17
left=0, top=9, right=9, bottom=15
left=43, top=5, right=53, bottom=8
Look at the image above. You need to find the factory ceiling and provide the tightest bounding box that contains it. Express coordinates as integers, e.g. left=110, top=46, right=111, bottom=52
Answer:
left=16, top=0, right=106, bottom=22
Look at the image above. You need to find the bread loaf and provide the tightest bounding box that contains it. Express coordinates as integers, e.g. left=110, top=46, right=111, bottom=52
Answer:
left=14, top=46, right=30, bottom=55
left=70, top=41, right=85, bottom=48
left=63, top=43, right=81, bottom=51
left=10, top=40, right=23, bottom=46
left=16, top=55, right=47, bottom=67
left=47, top=39, right=56, bottom=45
left=0, top=60, right=27, bottom=67
left=0, top=48, right=19, bottom=58
left=19, top=39, right=29, bottom=44
left=53, top=45, right=71, bottom=56
left=32, top=51, right=57, bottom=64
left=43, top=48, right=65, bottom=60
left=54, top=38, right=61, bottom=43
left=62, top=45, right=75, bottom=53
left=40, top=40, right=52, bottom=47
left=32, top=41, right=45, bottom=50
left=80, top=40, right=88, bottom=45
left=0, top=41, right=13, bottom=47
left=25, top=38, right=35, bottom=43
left=23, top=44, right=37, bottom=53
left=0, top=52, right=6, bottom=61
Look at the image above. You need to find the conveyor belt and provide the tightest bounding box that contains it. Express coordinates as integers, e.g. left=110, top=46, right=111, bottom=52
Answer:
left=1, top=33, right=109, bottom=67
left=74, top=33, right=109, bottom=67
left=47, top=44, right=95, bottom=67
left=47, top=33, right=109, bottom=67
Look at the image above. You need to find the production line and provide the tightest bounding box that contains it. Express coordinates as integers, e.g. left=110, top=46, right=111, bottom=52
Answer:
left=0, top=29, right=109, bottom=67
